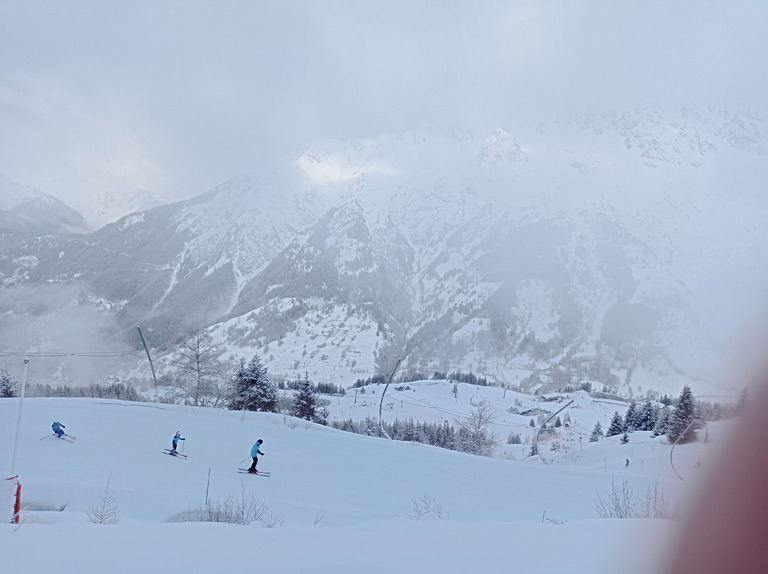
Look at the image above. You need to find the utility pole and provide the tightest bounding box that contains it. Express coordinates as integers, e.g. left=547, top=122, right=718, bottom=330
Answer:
left=10, top=357, right=29, bottom=477
left=378, top=358, right=402, bottom=439
left=137, top=326, right=159, bottom=401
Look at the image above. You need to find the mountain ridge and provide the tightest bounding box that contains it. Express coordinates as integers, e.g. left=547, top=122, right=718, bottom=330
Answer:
left=0, top=107, right=765, bottom=398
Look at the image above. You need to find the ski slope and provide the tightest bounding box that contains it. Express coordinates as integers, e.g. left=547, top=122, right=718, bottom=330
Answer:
left=0, top=395, right=736, bottom=573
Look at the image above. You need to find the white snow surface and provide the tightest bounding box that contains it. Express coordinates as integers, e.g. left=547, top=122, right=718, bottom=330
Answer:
left=0, top=390, right=734, bottom=573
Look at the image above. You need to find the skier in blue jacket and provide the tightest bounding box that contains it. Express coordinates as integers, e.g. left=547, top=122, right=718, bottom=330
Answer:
left=171, top=431, right=185, bottom=454
left=52, top=421, right=65, bottom=438
left=248, top=439, right=265, bottom=473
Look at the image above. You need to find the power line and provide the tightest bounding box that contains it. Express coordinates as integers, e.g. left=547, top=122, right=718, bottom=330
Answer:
left=0, top=351, right=141, bottom=358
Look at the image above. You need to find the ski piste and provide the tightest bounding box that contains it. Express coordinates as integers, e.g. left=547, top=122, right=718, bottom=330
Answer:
left=44, top=432, right=76, bottom=441
left=163, top=449, right=187, bottom=458
left=50, top=434, right=75, bottom=443
left=237, top=468, right=270, bottom=476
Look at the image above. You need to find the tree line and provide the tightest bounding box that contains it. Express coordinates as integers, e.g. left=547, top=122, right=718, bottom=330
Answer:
left=330, top=410, right=497, bottom=457
left=590, top=385, right=744, bottom=445
left=352, top=369, right=490, bottom=389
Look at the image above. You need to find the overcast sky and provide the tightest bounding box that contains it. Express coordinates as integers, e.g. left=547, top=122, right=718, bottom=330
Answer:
left=1, top=0, right=766, bottom=208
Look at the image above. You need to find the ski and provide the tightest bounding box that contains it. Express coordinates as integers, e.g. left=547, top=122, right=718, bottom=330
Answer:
left=56, top=435, right=75, bottom=443
left=163, top=449, right=188, bottom=458
left=237, top=469, right=270, bottom=476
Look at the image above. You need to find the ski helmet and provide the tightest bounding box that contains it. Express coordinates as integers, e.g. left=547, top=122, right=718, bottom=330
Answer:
left=257, top=439, right=263, bottom=444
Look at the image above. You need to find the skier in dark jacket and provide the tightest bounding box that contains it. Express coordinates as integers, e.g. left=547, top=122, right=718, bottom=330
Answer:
left=248, top=439, right=265, bottom=473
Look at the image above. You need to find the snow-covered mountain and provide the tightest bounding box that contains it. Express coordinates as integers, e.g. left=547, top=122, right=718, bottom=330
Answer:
left=0, top=172, right=90, bottom=235
left=80, top=186, right=171, bottom=229
left=1, top=107, right=765, bottom=398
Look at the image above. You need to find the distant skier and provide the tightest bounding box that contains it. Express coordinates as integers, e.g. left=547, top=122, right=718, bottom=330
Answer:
left=52, top=421, right=65, bottom=438
left=248, top=439, right=265, bottom=473
left=625, top=458, right=630, bottom=467
left=171, top=431, right=185, bottom=454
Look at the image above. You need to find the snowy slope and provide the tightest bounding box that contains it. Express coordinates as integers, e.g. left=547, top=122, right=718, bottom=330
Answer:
left=0, top=390, right=735, bottom=573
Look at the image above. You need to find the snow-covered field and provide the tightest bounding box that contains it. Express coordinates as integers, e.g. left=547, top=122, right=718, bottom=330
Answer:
left=0, top=385, right=740, bottom=573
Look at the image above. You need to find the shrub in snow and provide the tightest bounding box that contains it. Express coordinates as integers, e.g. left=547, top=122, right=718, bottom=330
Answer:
left=506, top=431, right=522, bottom=444
left=409, top=492, right=444, bottom=520
left=593, top=478, right=670, bottom=519
left=86, top=476, right=120, bottom=525
left=171, top=488, right=282, bottom=528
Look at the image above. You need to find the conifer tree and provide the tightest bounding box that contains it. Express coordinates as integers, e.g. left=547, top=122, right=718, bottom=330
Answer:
left=292, top=374, right=317, bottom=420
left=590, top=421, right=604, bottom=442
left=0, top=365, right=19, bottom=398
left=606, top=411, right=624, bottom=437
left=636, top=400, right=658, bottom=431
left=228, top=355, right=278, bottom=412
left=624, top=400, right=638, bottom=432
left=666, top=386, right=699, bottom=444
left=651, top=407, right=670, bottom=437
left=291, top=373, right=328, bottom=424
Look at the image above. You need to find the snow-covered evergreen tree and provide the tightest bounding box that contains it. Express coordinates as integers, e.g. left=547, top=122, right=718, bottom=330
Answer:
left=651, top=407, right=670, bottom=437
left=0, top=365, right=19, bottom=398
left=590, top=421, right=604, bottom=442
left=636, top=400, right=658, bottom=431
left=291, top=375, right=315, bottom=420
left=624, top=400, right=639, bottom=432
left=606, top=411, right=624, bottom=437
left=667, top=386, right=699, bottom=444
left=291, top=374, right=328, bottom=424
left=228, top=355, right=278, bottom=412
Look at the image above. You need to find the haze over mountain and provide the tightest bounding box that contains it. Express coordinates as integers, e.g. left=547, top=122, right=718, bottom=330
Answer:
left=1, top=107, right=765, bottom=398
left=0, top=172, right=90, bottom=235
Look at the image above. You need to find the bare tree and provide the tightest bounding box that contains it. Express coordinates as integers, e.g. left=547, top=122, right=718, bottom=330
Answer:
left=163, top=329, right=227, bottom=406
left=455, top=400, right=498, bottom=456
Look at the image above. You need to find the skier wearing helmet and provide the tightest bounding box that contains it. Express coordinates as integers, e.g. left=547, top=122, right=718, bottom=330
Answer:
left=52, top=421, right=65, bottom=438
left=248, top=439, right=265, bottom=473
left=170, top=431, right=185, bottom=454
